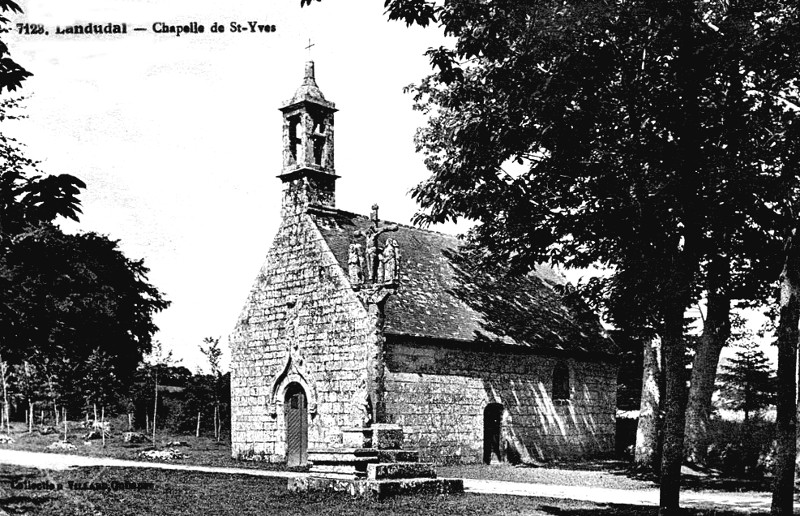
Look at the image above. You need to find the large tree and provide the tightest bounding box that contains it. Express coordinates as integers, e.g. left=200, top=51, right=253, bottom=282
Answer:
left=769, top=117, right=800, bottom=516
left=0, top=0, right=31, bottom=94
left=716, top=339, right=776, bottom=423
left=1, top=224, right=168, bottom=388
left=303, top=1, right=800, bottom=513
left=0, top=1, right=81, bottom=240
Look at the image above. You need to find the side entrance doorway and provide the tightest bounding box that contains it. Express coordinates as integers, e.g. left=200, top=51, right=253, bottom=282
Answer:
left=285, top=383, right=308, bottom=467
left=483, top=403, right=504, bottom=464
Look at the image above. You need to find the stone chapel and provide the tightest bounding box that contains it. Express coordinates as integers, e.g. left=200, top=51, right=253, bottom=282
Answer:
left=229, top=62, right=618, bottom=466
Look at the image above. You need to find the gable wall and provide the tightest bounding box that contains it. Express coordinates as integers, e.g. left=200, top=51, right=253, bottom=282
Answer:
left=229, top=207, right=371, bottom=462
left=384, top=340, right=617, bottom=464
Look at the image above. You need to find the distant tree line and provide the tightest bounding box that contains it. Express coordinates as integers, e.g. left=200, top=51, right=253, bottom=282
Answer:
left=1, top=345, right=231, bottom=442
left=130, top=355, right=231, bottom=439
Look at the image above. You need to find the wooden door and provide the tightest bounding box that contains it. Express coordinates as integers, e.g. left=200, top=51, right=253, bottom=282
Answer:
left=285, top=386, right=307, bottom=467
left=483, top=403, right=503, bottom=464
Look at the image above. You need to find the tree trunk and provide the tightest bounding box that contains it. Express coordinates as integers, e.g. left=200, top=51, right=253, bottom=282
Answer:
left=635, top=335, right=662, bottom=470
left=63, top=407, right=67, bottom=442
left=101, top=406, right=106, bottom=448
left=771, top=227, right=800, bottom=516
left=0, top=356, right=10, bottom=434
left=128, top=413, right=133, bottom=431
left=28, top=401, right=34, bottom=434
left=659, top=305, right=689, bottom=516
left=213, top=405, right=218, bottom=440
left=216, top=404, right=222, bottom=442
left=684, top=284, right=730, bottom=464
left=152, top=374, right=158, bottom=447
left=146, top=413, right=149, bottom=434
left=795, top=398, right=800, bottom=483
left=196, top=411, right=201, bottom=438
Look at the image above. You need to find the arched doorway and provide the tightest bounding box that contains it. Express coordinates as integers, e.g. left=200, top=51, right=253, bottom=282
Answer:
left=483, top=403, right=504, bottom=464
left=285, top=383, right=308, bottom=467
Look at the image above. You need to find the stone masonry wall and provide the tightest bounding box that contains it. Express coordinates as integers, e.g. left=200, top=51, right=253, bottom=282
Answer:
left=384, top=341, right=617, bottom=464
left=229, top=200, right=371, bottom=462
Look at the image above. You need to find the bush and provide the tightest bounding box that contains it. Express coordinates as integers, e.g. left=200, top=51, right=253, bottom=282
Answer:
left=705, top=416, right=774, bottom=479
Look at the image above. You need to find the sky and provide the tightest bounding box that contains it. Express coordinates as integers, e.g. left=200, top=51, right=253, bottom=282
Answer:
left=5, top=0, right=456, bottom=372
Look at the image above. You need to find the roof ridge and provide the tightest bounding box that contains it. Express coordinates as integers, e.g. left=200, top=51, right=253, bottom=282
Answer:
left=306, top=204, right=464, bottom=240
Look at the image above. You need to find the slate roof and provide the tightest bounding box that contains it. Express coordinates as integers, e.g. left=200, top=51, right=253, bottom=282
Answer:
left=310, top=207, right=616, bottom=359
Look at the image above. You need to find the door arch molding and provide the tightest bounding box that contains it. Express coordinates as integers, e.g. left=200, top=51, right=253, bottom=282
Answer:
left=268, top=355, right=318, bottom=417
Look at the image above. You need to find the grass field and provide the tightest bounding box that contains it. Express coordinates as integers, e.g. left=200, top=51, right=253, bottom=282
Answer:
left=0, top=421, right=290, bottom=471
left=0, top=465, right=764, bottom=516
left=0, top=420, right=781, bottom=514
left=0, top=420, right=777, bottom=493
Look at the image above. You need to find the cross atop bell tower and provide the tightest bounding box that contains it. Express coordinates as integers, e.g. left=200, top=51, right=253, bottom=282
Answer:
left=279, top=61, right=338, bottom=213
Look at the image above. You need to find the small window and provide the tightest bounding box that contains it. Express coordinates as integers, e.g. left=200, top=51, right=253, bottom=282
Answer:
left=288, top=115, right=302, bottom=161
left=312, top=135, right=325, bottom=165
left=552, top=362, right=570, bottom=402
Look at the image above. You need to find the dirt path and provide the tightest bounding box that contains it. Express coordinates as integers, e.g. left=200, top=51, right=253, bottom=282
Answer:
left=462, top=478, right=787, bottom=513
left=0, top=449, right=305, bottom=478
left=1, top=448, right=796, bottom=513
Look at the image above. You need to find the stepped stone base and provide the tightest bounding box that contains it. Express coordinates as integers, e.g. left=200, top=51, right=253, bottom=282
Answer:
left=287, top=476, right=463, bottom=500
left=367, top=462, right=436, bottom=480
left=377, top=449, right=419, bottom=462
left=294, top=425, right=463, bottom=498
left=308, top=448, right=378, bottom=478
left=307, top=448, right=425, bottom=478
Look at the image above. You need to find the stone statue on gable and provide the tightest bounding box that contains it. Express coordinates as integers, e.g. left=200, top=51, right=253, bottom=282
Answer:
left=353, top=204, right=399, bottom=285
left=381, top=238, right=399, bottom=284
left=348, top=243, right=364, bottom=285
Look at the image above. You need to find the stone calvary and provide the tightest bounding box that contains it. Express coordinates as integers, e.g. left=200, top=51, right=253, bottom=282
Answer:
left=229, top=62, right=618, bottom=494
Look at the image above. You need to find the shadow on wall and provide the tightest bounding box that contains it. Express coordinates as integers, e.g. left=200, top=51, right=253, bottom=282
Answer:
left=445, top=251, right=613, bottom=461
left=386, top=344, right=614, bottom=463
left=447, top=248, right=615, bottom=462
left=385, top=249, right=616, bottom=463
left=481, top=372, right=612, bottom=463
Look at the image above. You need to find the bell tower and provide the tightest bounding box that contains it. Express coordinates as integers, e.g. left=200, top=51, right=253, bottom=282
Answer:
left=279, top=61, right=338, bottom=213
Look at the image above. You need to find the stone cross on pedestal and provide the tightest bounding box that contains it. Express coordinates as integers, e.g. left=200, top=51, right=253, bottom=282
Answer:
left=350, top=204, right=401, bottom=425
left=292, top=206, right=461, bottom=500
left=351, top=205, right=399, bottom=287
